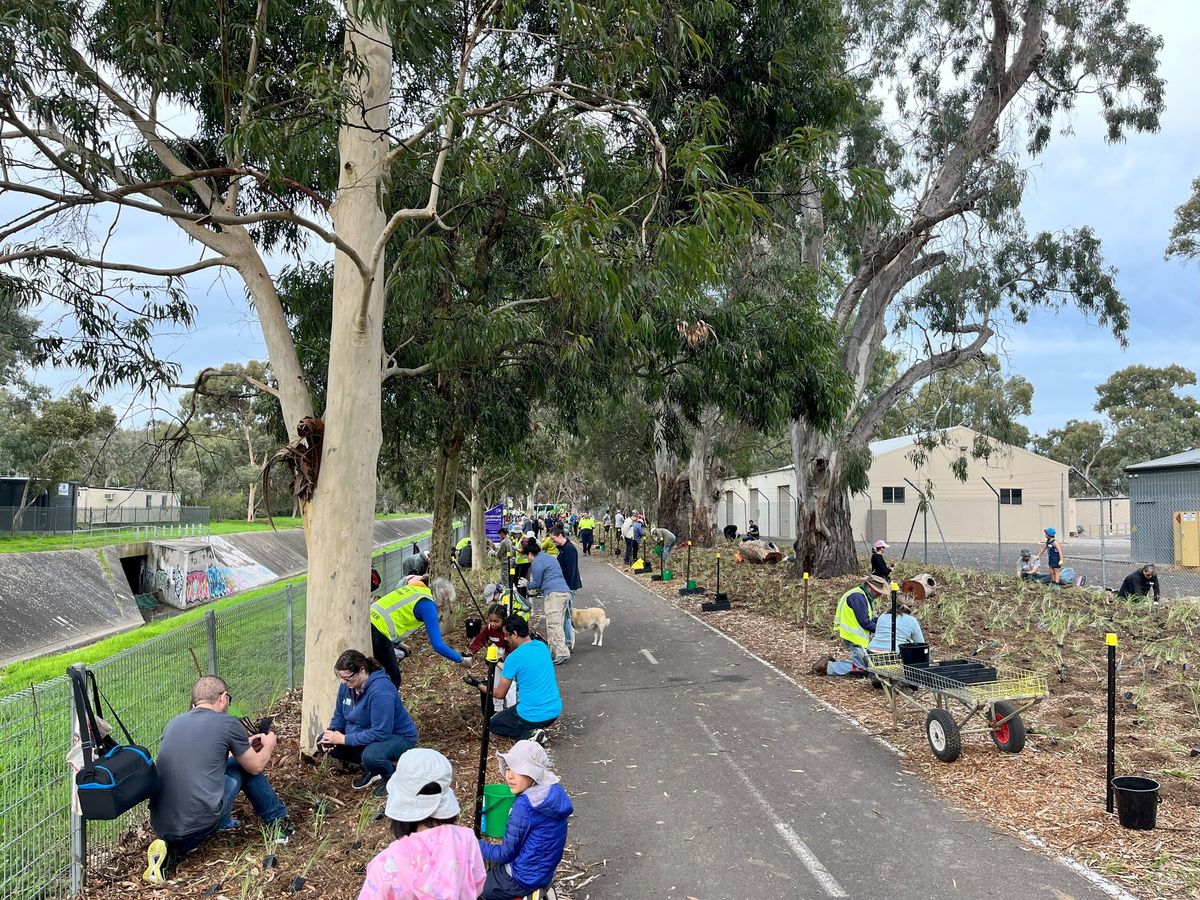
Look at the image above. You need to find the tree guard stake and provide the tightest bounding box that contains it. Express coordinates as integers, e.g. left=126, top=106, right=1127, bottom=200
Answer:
left=1106, top=632, right=1118, bottom=814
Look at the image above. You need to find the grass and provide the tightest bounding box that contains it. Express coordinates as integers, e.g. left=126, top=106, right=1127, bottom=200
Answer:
left=0, top=511, right=428, bottom=554
left=0, top=523, right=440, bottom=696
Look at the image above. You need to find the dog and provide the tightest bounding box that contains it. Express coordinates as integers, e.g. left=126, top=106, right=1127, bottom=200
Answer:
left=722, top=524, right=738, bottom=541
left=570, top=607, right=611, bottom=647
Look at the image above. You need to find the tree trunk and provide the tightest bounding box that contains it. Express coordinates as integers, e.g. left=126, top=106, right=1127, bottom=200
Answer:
left=652, top=412, right=689, bottom=535
left=790, top=419, right=858, bottom=576
left=686, top=406, right=724, bottom=547
left=245, top=482, right=257, bottom=522
left=469, top=465, right=484, bottom=571
left=430, top=418, right=465, bottom=580
left=298, top=4, right=391, bottom=752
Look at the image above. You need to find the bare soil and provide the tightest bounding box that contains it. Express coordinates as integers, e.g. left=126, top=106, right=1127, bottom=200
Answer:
left=621, top=543, right=1200, bottom=899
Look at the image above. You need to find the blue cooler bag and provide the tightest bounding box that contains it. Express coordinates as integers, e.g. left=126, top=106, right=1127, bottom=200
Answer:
left=69, top=667, right=159, bottom=820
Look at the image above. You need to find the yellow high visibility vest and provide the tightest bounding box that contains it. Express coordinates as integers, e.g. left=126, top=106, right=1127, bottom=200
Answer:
left=834, top=586, right=874, bottom=647
left=580, top=517, right=595, bottom=530
left=370, top=583, right=431, bottom=641
left=455, top=536, right=472, bottom=551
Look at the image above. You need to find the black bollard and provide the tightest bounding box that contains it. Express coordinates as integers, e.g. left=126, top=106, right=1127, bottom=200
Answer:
left=452, top=559, right=487, bottom=618
left=890, top=583, right=899, bottom=654
left=1106, top=632, right=1117, bottom=813
left=473, top=646, right=499, bottom=837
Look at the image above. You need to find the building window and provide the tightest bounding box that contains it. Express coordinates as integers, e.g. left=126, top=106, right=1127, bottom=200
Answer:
left=1000, top=488, right=1023, bottom=505
left=145, top=495, right=152, bottom=508
left=161, top=495, right=168, bottom=508
left=882, top=486, right=905, bottom=504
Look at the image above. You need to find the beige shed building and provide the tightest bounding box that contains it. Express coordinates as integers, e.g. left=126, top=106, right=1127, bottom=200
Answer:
left=718, top=426, right=1072, bottom=547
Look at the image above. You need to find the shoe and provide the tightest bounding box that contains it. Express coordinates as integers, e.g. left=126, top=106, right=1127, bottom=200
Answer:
left=552, top=655, right=569, bottom=666
left=218, top=818, right=241, bottom=832
left=352, top=771, right=382, bottom=791
left=144, top=839, right=167, bottom=884
left=530, top=728, right=548, bottom=746
left=371, top=781, right=389, bottom=799
left=267, top=818, right=295, bottom=845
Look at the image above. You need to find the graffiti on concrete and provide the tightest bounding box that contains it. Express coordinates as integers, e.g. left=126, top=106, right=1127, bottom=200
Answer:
left=146, top=539, right=277, bottom=609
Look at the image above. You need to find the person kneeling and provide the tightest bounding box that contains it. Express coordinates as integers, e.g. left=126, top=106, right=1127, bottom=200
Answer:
left=357, top=749, right=485, bottom=900
left=145, top=676, right=292, bottom=883
left=479, top=740, right=573, bottom=900
left=475, top=616, right=561, bottom=742
left=322, top=650, right=419, bottom=795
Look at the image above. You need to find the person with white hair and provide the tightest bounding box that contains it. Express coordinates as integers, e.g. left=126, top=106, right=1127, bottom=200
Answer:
left=369, top=575, right=472, bottom=688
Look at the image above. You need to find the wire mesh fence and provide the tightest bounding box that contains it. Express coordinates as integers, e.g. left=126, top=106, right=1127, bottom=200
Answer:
left=0, top=522, right=459, bottom=900
left=0, top=506, right=211, bottom=536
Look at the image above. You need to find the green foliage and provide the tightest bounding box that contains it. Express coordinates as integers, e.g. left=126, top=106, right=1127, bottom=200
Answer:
left=1166, top=175, right=1200, bottom=262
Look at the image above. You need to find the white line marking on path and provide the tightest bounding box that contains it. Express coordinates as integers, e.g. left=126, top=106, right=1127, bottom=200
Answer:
left=639, top=649, right=658, bottom=664
left=695, top=714, right=848, bottom=898
left=610, top=563, right=1138, bottom=900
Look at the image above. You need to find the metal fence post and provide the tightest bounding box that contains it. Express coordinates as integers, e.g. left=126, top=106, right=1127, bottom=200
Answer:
left=68, top=662, right=88, bottom=895
left=205, top=610, right=218, bottom=675
left=285, top=584, right=295, bottom=690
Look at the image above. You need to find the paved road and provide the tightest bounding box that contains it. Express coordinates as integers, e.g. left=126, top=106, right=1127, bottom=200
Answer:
left=552, top=555, right=1126, bottom=900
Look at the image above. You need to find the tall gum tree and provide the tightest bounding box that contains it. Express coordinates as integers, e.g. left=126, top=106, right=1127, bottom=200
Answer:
left=790, top=0, right=1165, bottom=574
left=1, top=0, right=761, bottom=742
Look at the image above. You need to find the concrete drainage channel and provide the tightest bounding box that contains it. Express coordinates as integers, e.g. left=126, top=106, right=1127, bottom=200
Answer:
left=0, top=516, right=437, bottom=669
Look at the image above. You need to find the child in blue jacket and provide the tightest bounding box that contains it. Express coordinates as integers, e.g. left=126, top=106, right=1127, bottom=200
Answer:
left=321, top=650, right=418, bottom=793
left=479, top=740, right=573, bottom=899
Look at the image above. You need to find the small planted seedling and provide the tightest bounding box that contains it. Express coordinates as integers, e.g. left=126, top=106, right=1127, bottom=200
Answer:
left=289, top=876, right=306, bottom=893
left=262, top=854, right=276, bottom=870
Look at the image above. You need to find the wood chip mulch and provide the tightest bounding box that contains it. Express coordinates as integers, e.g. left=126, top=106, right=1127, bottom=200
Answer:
left=81, top=578, right=598, bottom=900
left=614, top=546, right=1200, bottom=900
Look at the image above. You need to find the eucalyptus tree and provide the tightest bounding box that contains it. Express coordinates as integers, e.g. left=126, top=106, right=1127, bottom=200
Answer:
left=788, top=0, right=1164, bottom=574
left=1, top=0, right=762, bottom=738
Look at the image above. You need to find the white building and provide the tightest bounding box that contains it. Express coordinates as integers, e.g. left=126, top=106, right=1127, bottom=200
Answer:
left=718, top=426, right=1073, bottom=546
left=76, top=486, right=182, bottom=524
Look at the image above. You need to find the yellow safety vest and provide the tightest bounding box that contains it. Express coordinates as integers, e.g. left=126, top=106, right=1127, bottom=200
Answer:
left=834, top=586, right=874, bottom=648
left=455, top=536, right=472, bottom=551
left=580, top=517, right=595, bottom=530
left=540, top=536, right=558, bottom=557
left=370, top=583, right=432, bottom=641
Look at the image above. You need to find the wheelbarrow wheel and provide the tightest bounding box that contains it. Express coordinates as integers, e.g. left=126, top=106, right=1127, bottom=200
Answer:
left=989, top=701, right=1026, bottom=754
left=925, top=708, right=961, bottom=763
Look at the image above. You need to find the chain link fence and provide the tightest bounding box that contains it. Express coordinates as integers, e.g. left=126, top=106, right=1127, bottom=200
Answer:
left=0, top=523, right=461, bottom=900
left=0, top=506, right=211, bottom=536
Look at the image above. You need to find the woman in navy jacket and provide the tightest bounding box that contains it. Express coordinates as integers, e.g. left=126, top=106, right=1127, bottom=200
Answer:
left=321, top=650, right=418, bottom=792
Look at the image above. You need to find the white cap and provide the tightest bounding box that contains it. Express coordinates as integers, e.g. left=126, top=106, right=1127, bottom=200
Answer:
left=384, top=749, right=461, bottom=822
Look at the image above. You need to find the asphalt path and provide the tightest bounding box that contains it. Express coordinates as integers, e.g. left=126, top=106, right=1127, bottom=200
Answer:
left=551, top=553, right=1127, bottom=900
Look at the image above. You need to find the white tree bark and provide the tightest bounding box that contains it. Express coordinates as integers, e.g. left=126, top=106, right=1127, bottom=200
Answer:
left=470, top=465, right=485, bottom=570
left=298, top=5, right=391, bottom=750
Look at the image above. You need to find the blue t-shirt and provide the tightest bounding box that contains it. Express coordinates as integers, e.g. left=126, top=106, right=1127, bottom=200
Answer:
left=503, top=639, right=562, bottom=722
left=528, top=552, right=570, bottom=595
left=868, top=612, right=925, bottom=653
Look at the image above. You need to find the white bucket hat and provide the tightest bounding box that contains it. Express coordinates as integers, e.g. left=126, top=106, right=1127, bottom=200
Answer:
left=497, top=740, right=559, bottom=786
left=384, top=749, right=461, bottom=822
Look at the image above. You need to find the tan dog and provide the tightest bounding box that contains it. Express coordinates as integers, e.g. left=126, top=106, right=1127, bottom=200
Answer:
left=570, top=607, right=611, bottom=647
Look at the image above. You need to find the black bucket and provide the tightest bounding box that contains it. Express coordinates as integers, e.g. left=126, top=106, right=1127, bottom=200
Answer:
left=464, top=617, right=483, bottom=639
left=898, top=642, right=930, bottom=667
left=1112, top=776, right=1160, bottom=830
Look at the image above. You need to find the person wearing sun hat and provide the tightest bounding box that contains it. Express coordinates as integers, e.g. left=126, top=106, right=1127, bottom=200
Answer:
left=823, top=574, right=888, bottom=677
left=478, top=740, right=573, bottom=900
left=357, top=748, right=485, bottom=900
left=870, top=539, right=892, bottom=579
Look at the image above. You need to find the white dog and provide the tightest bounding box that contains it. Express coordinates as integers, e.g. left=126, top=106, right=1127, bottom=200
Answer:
left=570, top=607, right=611, bottom=647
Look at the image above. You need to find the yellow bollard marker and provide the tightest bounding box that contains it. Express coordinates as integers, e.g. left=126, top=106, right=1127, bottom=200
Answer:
left=485, top=644, right=500, bottom=664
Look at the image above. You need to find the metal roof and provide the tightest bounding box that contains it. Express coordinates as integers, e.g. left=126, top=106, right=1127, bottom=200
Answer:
left=1125, top=448, right=1200, bottom=473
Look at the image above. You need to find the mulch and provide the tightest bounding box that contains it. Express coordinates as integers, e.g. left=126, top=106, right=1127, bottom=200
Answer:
left=80, top=576, right=599, bottom=900
left=614, top=544, right=1200, bottom=900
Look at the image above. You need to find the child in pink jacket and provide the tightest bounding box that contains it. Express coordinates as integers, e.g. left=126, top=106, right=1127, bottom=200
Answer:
left=358, top=749, right=485, bottom=900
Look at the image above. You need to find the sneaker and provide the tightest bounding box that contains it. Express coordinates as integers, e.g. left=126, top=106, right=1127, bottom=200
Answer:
left=530, top=728, right=548, bottom=746
left=267, top=818, right=295, bottom=845
left=144, top=839, right=168, bottom=884
left=352, top=771, right=382, bottom=791
left=371, top=781, right=389, bottom=799
left=218, top=818, right=241, bottom=832
left=552, top=656, right=569, bottom=666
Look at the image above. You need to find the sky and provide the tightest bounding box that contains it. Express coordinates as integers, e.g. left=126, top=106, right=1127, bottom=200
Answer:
left=11, top=0, right=1200, bottom=439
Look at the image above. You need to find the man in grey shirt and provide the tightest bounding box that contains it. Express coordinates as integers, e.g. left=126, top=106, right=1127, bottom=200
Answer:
left=147, top=676, right=291, bottom=878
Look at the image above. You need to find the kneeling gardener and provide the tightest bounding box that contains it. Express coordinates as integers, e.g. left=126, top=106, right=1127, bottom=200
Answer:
left=475, top=616, right=561, bottom=742
left=145, top=676, right=292, bottom=882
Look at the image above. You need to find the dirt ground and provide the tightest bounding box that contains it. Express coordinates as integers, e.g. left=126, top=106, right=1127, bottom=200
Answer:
left=619, top=542, right=1200, bottom=899
left=81, top=574, right=600, bottom=900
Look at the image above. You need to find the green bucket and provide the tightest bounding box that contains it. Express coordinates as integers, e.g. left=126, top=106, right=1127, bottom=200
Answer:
left=481, top=783, right=515, bottom=839
left=661, top=570, right=673, bottom=581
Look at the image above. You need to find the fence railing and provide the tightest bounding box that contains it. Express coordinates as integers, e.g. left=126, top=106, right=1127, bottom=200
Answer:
left=0, top=506, right=211, bottom=536
left=0, top=523, right=461, bottom=900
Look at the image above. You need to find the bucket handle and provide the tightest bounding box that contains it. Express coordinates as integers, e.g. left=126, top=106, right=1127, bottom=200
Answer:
left=481, top=797, right=511, bottom=815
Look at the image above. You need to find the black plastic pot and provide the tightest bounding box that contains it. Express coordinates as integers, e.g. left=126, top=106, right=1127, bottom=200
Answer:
left=464, top=617, right=483, bottom=639
left=1112, top=776, right=1160, bottom=830
left=898, top=642, right=930, bottom=667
